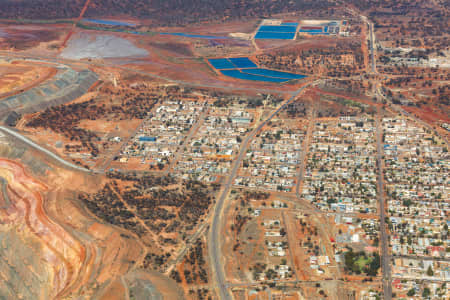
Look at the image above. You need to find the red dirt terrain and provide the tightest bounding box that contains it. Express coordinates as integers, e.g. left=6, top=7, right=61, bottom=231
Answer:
left=0, top=159, right=85, bottom=298
left=0, top=147, right=180, bottom=299
left=0, top=60, right=57, bottom=99
left=402, top=105, right=450, bottom=124
left=0, top=24, right=64, bottom=50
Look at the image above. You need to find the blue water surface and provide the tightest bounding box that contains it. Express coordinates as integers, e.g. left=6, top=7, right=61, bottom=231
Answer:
left=208, top=58, right=235, bottom=69
left=220, top=70, right=288, bottom=83
left=83, top=19, right=136, bottom=27
left=258, top=25, right=297, bottom=32
left=229, top=57, right=257, bottom=69
left=242, top=68, right=306, bottom=80
left=299, top=28, right=323, bottom=33
left=255, top=31, right=295, bottom=39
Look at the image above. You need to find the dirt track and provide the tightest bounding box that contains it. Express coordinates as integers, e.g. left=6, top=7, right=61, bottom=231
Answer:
left=0, top=61, right=57, bottom=100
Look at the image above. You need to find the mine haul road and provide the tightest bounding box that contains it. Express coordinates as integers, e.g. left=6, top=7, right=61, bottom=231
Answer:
left=0, top=126, right=91, bottom=173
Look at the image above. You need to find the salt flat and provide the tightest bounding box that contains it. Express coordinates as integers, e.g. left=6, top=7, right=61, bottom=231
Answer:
left=60, top=32, right=148, bottom=59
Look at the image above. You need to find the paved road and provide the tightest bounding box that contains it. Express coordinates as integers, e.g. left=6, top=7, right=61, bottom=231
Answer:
left=393, top=255, right=450, bottom=262
left=225, top=277, right=380, bottom=288
left=363, top=9, right=393, bottom=298
left=295, top=104, right=316, bottom=200
left=100, top=116, right=148, bottom=173
left=280, top=211, right=299, bottom=281
left=375, top=111, right=392, bottom=300
left=359, top=14, right=377, bottom=74
left=0, top=126, right=91, bottom=173
left=166, top=221, right=209, bottom=274
left=164, top=106, right=209, bottom=175
left=208, top=83, right=313, bottom=300
left=368, top=21, right=377, bottom=74
left=0, top=51, right=305, bottom=177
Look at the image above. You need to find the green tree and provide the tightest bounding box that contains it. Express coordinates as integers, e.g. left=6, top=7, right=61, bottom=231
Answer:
left=422, top=287, right=430, bottom=298
left=407, top=289, right=415, bottom=296
left=427, top=265, right=434, bottom=276
left=366, top=253, right=381, bottom=276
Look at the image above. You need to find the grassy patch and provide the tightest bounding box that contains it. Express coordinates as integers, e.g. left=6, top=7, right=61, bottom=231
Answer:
left=355, top=256, right=372, bottom=269
left=344, top=248, right=380, bottom=276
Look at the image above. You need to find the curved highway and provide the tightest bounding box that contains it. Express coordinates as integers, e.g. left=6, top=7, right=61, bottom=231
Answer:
left=0, top=126, right=91, bottom=173
left=208, top=82, right=314, bottom=300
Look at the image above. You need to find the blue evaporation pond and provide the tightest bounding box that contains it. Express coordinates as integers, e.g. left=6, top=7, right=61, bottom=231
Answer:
left=242, top=68, right=306, bottom=80
left=229, top=57, right=257, bottom=69
left=128, top=31, right=146, bottom=35
left=281, top=22, right=299, bottom=26
left=208, top=58, right=235, bottom=69
left=113, top=29, right=147, bottom=35
left=220, top=70, right=288, bottom=83
left=255, top=31, right=295, bottom=40
left=83, top=19, right=136, bottom=27
left=160, top=32, right=229, bottom=39
left=299, top=28, right=323, bottom=33
left=259, top=25, right=297, bottom=32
